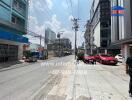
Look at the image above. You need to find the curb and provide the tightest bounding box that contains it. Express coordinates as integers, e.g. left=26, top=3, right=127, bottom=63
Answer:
left=0, top=57, right=57, bottom=72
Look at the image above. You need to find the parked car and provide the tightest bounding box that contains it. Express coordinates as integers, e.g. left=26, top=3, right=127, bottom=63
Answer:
left=77, top=52, right=84, bottom=61
left=115, top=54, right=123, bottom=63
left=83, top=55, right=96, bottom=64
left=96, top=54, right=118, bottom=65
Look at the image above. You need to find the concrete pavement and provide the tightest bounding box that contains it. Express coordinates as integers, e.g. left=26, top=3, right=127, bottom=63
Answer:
left=0, top=55, right=131, bottom=100
left=66, top=62, right=130, bottom=100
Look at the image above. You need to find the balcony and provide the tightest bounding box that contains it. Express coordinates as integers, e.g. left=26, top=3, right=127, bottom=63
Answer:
left=12, top=0, right=27, bottom=17
left=0, top=18, right=27, bottom=34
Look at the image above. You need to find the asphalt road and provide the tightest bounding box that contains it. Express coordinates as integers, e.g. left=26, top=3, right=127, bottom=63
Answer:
left=0, top=56, right=131, bottom=100
left=0, top=55, right=74, bottom=100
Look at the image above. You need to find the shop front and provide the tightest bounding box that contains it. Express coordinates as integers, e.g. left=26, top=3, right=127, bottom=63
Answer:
left=0, top=30, right=28, bottom=62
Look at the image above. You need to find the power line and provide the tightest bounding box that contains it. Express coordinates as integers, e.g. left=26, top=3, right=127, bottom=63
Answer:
left=29, top=0, right=59, bottom=30
left=77, top=0, right=80, bottom=19
left=66, top=0, right=73, bottom=16
left=69, top=0, right=73, bottom=15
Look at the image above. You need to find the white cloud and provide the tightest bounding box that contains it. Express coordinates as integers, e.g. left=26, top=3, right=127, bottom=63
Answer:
left=62, top=1, right=68, bottom=9
left=44, top=14, right=84, bottom=47
left=68, top=15, right=74, bottom=21
left=29, top=0, right=53, bottom=13
left=28, top=16, right=45, bottom=45
left=62, top=29, right=84, bottom=48
left=29, top=16, right=45, bottom=35
left=45, top=14, right=62, bottom=33
left=28, top=15, right=83, bottom=47
left=45, top=0, right=53, bottom=10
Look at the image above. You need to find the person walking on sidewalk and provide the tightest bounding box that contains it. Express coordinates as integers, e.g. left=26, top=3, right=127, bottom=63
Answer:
left=126, top=54, right=132, bottom=97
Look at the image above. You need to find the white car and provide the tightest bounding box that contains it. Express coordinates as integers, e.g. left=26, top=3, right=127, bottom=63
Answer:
left=115, top=54, right=123, bottom=63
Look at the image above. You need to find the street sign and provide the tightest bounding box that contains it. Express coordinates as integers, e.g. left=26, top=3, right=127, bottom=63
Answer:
left=112, top=6, right=125, bottom=16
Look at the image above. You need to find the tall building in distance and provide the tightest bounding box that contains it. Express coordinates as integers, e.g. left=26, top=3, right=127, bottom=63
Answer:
left=53, top=38, right=72, bottom=56
left=0, top=0, right=29, bottom=62
left=45, top=28, right=56, bottom=44
left=111, top=0, right=132, bottom=60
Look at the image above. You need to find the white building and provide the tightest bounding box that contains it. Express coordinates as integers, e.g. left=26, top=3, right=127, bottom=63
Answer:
left=88, top=0, right=111, bottom=54
left=45, top=28, right=56, bottom=44
left=111, top=0, right=132, bottom=60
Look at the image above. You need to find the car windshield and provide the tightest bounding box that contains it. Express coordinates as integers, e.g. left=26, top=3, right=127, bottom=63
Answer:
left=101, top=55, right=111, bottom=57
left=118, top=55, right=122, bottom=57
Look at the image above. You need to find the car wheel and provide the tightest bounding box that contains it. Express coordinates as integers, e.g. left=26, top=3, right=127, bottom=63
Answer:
left=100, top=60, right=103, bottom=64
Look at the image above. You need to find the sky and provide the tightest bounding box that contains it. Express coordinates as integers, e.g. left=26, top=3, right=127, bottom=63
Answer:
left=28, top=0, right=92, bottom=47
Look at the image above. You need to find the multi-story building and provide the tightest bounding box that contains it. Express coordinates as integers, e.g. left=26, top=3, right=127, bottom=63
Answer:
left=45, top=28, right=56, bottom=44
left=48, top=38, right=72, bottom=56
left=86, top=0, right=111, bottom=54
left=111, top=0, right=132, bottom=60
left=84, top=20, right=92, bottom=54
left=0, top=0, right=29, bottom=62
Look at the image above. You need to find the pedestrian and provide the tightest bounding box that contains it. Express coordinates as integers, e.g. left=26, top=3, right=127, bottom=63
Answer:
left=126, top=54, right=132, bottom=97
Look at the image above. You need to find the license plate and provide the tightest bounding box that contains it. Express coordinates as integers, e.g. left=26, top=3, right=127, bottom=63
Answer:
left=110, top=61, right=114, bottom=63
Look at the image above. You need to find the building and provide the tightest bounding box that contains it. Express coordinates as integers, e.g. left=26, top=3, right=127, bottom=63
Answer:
left=45, top=28, right=56, bottom=44
left=0, top=0, right=29, bottom=62
left=111, top=0, right=132, bottom=60
left=84, top=20, right=92, bottom=54
left=85, top=0, right=111, bottom=54
left=48, top=38, right=72, bottom=56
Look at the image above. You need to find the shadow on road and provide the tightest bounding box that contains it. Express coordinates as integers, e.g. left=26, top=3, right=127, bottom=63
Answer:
left=0, top=61, right=22, bottom=69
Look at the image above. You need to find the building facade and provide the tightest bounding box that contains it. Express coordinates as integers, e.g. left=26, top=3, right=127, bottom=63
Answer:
left=47, top=38, right=72, bottom=56
left=45, top=28, right=56, bottom=44
left=84, top=20, right=92, bottom=54
left=85, top=0, right=111, bottom=54
left=0, top=0, right=29, bottom=62
left=111, top=0, right=132, bottom=60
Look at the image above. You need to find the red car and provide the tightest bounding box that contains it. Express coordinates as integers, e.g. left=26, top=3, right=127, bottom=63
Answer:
left=83, top=55, right=96, bottom=64
left=96, top=54, right=118, bottom=65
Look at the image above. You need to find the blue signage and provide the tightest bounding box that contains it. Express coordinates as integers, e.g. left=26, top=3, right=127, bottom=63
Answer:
left=0, top=30, right=28, bottom=43
left=112, top=6, right=125, bottom=16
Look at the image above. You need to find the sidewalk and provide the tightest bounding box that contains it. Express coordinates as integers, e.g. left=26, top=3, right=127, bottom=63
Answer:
left=0, top=57, right=57, bottom=72
left=65, top=61, right=131, bottom=100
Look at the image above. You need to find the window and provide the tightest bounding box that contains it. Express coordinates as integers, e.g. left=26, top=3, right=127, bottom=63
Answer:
left=101, top=32, right=108, bottom=38
left=13, top=0, right=25, bottom=11
left=11, top=15, right=17, bottom=24
left=101, top=21, right=109, bottom=27
left=13, top=0, right=18, bottom=8
left=19, top=4, right=24, bottom=10
left=101, top=40, right=108, bottom=47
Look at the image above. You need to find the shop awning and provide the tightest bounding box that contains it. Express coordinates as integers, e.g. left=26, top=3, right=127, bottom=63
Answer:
left=0, top=30, right=28, bottom=43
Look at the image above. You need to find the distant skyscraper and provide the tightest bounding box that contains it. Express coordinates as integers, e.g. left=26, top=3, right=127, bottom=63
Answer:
left=45, top=28, right=56, bottom=44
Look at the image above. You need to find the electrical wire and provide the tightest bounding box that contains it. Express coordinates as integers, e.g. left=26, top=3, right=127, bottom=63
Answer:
left=77, top=0, right=80, bottom=19
left=69, top=0, right=73, bottom=16
left=28, top=0, right=59, bottom=33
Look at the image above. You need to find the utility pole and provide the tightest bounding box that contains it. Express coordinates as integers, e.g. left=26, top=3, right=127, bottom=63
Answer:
left=57, top=32, right=63, bottom=57
left=72, top=18, right=79, bottom=60
left=57, top=33, right=61, bottom=57
left=40, top=35, right=42, bottom=47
